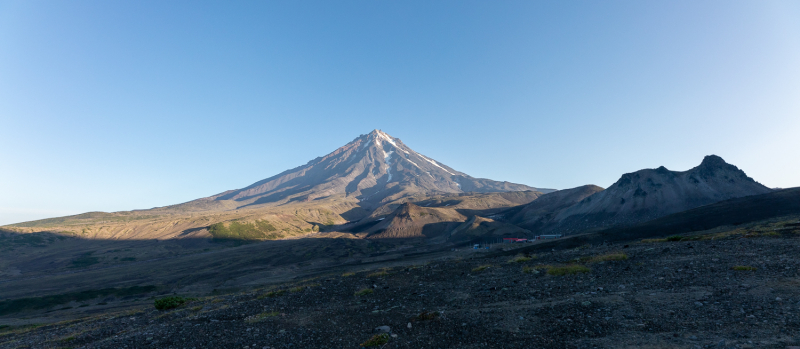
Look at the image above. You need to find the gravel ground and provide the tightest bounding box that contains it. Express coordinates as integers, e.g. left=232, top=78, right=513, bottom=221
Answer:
left=2, top=231, right=800, bottom=349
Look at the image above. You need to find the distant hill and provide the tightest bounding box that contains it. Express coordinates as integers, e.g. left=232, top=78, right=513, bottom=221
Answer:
left=498, top=187, right=800, bottom=254
left=355, top=199, right=530, bottom=242
left=506, top=185, right=604, bottom=231
left=550, top=155, right=772, bottom=234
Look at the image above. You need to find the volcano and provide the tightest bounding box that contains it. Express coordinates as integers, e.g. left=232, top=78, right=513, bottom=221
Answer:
left=201, top=130, right=550, bottom=209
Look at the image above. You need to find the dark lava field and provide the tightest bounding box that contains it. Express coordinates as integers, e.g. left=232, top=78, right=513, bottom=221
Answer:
left=2, top=221, right=800, bottom=349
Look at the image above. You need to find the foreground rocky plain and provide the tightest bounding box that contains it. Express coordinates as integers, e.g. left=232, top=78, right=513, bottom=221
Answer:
left=2, top=217, right=800, bottom=349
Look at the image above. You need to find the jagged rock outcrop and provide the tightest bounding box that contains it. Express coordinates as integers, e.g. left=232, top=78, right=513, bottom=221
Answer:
left=551, top=155, right=772, bottom=233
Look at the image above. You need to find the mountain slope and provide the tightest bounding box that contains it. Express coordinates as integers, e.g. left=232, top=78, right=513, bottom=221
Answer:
left=356, top=202, right=530, bottom=242
left=498, top=187, right=800, bottom=253
left=506, top=185, right=605, bottom=231
left=196, top=130, right=547, bottom=209
left=552, top=155, right=772, bottom=234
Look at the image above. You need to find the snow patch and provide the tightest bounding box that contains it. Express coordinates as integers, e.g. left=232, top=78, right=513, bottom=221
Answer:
left=377, top=130, right=398, bottom=147
left=417, top=153, right=455, bottom=175
left=384, top=150, right=394, bottom=182
left=376, top=218, right=385, bottom=221
left=403, top=157, right=422, bottom=170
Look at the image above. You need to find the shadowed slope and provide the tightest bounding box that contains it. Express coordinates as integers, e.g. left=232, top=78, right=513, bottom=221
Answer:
left=497, top=187, right=800, bottom=255
left=506, top=185, right=604, bottom=232
left=552, top=155, right=772, bottom=234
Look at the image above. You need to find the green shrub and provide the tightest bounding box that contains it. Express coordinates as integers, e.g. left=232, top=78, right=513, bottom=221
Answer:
left=154, top=296, right=186, bottom=310
left=354, top=288, right=374, bottom=296
left=367, top=270, right=389, bottom=278
left=508, top=255, right=532, bottom=263
left=360, top=333, right=389, bottom=347
left=472, top=265, right=492, bottom=272
left=546, top=265, right=590, bottom=276
left=732, top=265, right=757, bottom=271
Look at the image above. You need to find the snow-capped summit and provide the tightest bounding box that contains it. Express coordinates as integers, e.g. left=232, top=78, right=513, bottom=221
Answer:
left=209, top=129, right=549, bottom=208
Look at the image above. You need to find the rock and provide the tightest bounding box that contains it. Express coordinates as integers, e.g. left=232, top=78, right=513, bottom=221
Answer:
left=694, top=302, right=704, bottom=307
left=407, top=322, right=412, bottom=329
left=581, top=301, right=592, bottom=306
left=374, top=326, right=391, bottom=333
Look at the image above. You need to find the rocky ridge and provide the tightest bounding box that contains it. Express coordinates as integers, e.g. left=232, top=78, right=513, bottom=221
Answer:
left=507, top=155, right=772, bottom=236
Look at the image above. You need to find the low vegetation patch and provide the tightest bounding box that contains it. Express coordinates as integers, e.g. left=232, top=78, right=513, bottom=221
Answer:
left=508, top=255, right=532, bottom=263
left=70, top=252, right=100, bottom=268
left=154, top=296, right=188, bottom=310
left=259, top=290, right=287, bottom=299
left=522, top=266, right=538, bottom=274
left=0, top=286, right=156, bottom=316
left=341, top=272, right=355, bottom=277
left=642, top=235, right=705, bottom=243
left=546, top=264, right=590, bottom=276
left=367, top=270, right=389, bottom=278
left=0, top=324, right=42, bottom=336
left=360, top=333, right=389, bottom=347
left=245, top=311, right=279, bottom=323
left=732, top=265, right=757, bottom=271
left=641, top=228, right=787, bottom=244
left=208, top=220, right=281, bottom=241
left=354, top=288, right=374, bottom=296
left=412, top=311, right=440, bottom=321
left=578, top=252, right=628, bottom=263
left=289, top=286, right=306, bottom=293
left=472, top=265, right=492, bottom=272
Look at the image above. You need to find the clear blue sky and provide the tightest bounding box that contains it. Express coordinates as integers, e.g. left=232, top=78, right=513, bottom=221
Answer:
left=1, top=1, right=799, bottom=225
